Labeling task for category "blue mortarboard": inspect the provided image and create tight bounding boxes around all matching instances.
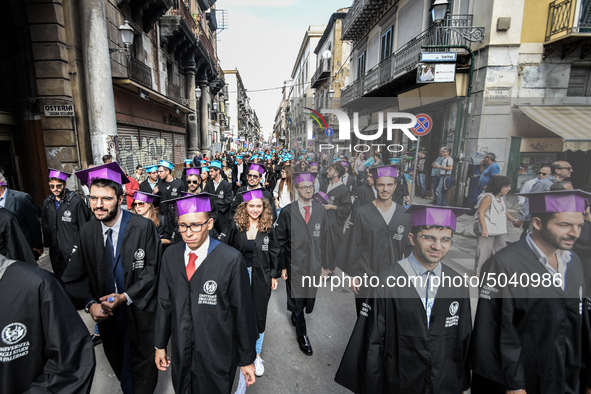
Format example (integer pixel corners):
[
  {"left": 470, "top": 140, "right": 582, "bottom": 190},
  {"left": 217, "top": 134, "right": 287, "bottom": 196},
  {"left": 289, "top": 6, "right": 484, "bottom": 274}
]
[
  {"left": 184, "top": 159, "right": 193, "bottom": 165},
  {"left": 237, "top": 156, "right": 243, "bottom": 159},
  {"left": 145, "top": 165, "right": 158, "bottom": 173},
  {"left": 210, "top": 161, "right": 222, "bottom": 169},
  {"left": 159, "top": 160, "right": 175, "bottom": 170},
  {"left": 202, "top": 167, "right": 210, "bottom": 172}
]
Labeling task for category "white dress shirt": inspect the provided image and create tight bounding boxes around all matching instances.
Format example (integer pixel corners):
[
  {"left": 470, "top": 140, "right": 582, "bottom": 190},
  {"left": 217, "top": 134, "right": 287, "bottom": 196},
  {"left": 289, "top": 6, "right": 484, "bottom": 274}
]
[
  {"left": 526, "top": 234, "right": 570, "bottom": 290},
  {"left": 184, "top": 236, "right": 210, "bottom": 271},
  {"left": 100, "top": 210, "right": 132, "bottom": 304},
  {"left": 213, "top": 177, "right": 222, "bottom": 191}
]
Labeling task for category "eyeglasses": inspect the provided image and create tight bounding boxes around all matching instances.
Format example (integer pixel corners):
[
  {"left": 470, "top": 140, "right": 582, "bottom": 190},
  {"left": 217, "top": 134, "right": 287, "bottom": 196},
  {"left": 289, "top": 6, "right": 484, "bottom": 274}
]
[
  {"left": 247, "top": 174, "right": 260, "bottom": 179},
  {"left": 49, "top": 184, "right": 64, "bottom": 189},
  {"left": 187, "top": 180, "right": 199, "bottom": 184},
  {"left": 557, "top": 167, "right": 573, "bottom": 170},
  {"left": 134, "top": 201, "right": 146, "bottom": 207},
  {"left": 419, "top": 235, "right": 453, "bottom": 246},
  {"left": 538, "top": 171, "right": 548, "bottom": 176},
  {"left": 177, "top": 219, "right": 211, "bottom": 233},
  {"left": 297, "top": 185, "right": 314, "bottom": 191}
]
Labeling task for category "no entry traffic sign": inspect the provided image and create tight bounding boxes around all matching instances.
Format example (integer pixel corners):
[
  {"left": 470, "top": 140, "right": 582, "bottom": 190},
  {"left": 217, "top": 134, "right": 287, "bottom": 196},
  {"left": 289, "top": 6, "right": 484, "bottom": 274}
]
[
  {"left": 411, "top": 114, "right": 433, "bottom": 137},
  {"left": 308, "top": 140, "right": 314, "bottom": 147}
]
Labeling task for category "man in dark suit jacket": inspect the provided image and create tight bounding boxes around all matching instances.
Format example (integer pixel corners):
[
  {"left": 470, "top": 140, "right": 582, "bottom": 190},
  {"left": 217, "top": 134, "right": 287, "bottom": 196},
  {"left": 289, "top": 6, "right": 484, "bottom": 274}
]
[
  {"left": 0, "top": 173, "right": 43, "bottom": 258},
  {"left": 232, "top": 156, "right": 248, "bottom": 193}
]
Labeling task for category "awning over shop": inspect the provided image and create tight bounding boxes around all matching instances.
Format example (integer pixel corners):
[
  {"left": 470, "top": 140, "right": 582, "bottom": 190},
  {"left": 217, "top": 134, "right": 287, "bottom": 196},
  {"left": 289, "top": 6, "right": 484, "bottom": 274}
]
[
  {"left": 518, "top": 105, "right": 591, "bottom": 151},
  {"left": 112, "top": 78, "right": 194, "bottom": 114}
]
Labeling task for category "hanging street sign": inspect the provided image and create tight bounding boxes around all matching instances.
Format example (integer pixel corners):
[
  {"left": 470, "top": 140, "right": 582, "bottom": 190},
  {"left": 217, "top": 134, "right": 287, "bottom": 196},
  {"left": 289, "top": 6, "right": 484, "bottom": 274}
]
[{"left": 420, "top": 52, "right": 457, "bottom": 62}]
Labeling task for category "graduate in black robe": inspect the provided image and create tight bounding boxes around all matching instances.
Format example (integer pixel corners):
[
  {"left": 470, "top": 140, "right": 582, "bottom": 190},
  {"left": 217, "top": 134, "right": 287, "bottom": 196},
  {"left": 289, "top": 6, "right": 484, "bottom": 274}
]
[
  {"left": 219, "top": 188, "right": 280, "bottom": 379},
  {"left": 319, "top": 162, "right": 352, "bottom": 271},
  {"left": 155, "top": 193, "right": 258, "bottom": 393},
  {"left": 204, "top": 161, "right": 234, "bottom": 234},
  {"left": 139, "top": 165, "right": 161, "bottom": 208},
  {"left": 62, "top": 163, "right": 161, "bottom": 394},
  {"left": 231, "top": 163, "right": 277, "bottom": 222},
  {"left": 393, "top": 171, "right": 410, "bottom": 206},
  {"left": 335, "top": 205, "right": 472, "bottom": 394},
  {"left": 334, "top": 165, "right": 413, "bottom": 315},
  {"left": 471, "top": 190, "right": 591, "bottom": 394},
  {"left": 0, "top": 254, "right": 96, "bottom": 393},
  {"left": 0, "top": 207, "right": 36, "bottom": 265},
  {"left": 157, "top": 160, "right": 187, "bottom": 223},
  {"left": 42, "top": 169, "right": 91, "bottom": 279},
  {"left": 275, "top": 172, "right": 330, "bottom": 356}
]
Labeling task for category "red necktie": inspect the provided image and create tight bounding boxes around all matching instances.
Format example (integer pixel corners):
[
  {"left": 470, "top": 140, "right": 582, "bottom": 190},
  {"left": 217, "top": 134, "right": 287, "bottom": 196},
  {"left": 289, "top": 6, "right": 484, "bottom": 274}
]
[
  {"left": 186, "top": 252, "right": 197, "bottom": 281},
  {"left": 304, "top": 206, "right": 311, "bottom": 224}
]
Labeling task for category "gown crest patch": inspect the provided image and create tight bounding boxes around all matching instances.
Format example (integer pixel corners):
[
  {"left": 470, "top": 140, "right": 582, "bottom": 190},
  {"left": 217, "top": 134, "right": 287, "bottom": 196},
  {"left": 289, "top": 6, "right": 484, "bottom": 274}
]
[{"left": 2, "top": 323, "right": 27, "bottom": 345}]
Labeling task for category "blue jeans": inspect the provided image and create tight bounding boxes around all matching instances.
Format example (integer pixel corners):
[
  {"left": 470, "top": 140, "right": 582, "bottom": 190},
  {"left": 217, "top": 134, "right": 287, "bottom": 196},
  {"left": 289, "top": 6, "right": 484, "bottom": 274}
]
[
  {"left": 436, "top": 175, "right": 448, "bottom": 206},
  {"left": 247, "top": 267, "right": 265, "bottom": 355},
  {"left": 417, "top": 173, "right": 426, "bottom": 195}
]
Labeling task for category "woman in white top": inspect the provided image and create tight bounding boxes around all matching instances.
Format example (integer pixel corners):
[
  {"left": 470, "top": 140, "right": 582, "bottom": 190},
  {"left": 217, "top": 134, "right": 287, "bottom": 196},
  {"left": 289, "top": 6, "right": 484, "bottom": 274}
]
[
  {"left": 473, "top": 175, "right": 518, "bottom": 276},
  {"left": 273, "top": 165, "right": 293, "bottom": 216}
]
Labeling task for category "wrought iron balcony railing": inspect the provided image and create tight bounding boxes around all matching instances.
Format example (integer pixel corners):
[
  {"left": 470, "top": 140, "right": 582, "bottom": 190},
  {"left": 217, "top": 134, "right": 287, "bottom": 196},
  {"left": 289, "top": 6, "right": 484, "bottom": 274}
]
[
  {"left": 545, "top": 0, "right": 591, "bottom": 42},
  {"left": 342, "top": 0, "right": 388, "bottom": 42},
  {"left": 311, "top": 58, "right": 332, "bottom": 88},
  {"left": 129, "top": 57, "right": 152, "bottom": 88},
  {"left": 341, "top": 15, "right": 483, "bottom": 106}
]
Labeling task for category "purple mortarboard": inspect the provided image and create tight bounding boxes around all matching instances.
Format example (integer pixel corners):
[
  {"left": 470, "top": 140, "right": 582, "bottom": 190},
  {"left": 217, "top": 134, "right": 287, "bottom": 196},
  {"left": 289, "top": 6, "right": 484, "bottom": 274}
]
[
  {"left": 162, "top": 193, "right": 213, "bottom": 216},
  {"left": 240, "top": 188, "right": 265, "bottom": 202},
  {"left": 407, "top": 204, "right": 470, "bottom": 231},
  {"left": 340, "top": 161, "right": 349, "bottom": 167},
  {"left": 312, "top": 191, "right": 329, "bottom": 205},
  {"left": 74, "top": 162, "right": 130, "bottom": 186},
  {"left": 518, "top": 189, "right": 591, "bottom": 214},
  {"left": 133, "top": 191, "right": 159, "bottom": 204},
  {"left": 368, "top": 165, "right": 398, "bottom": 180},
  {"left": 185, "top": 167, "right": 200, "bottom": 176},
  {"left": 309, "top": 162, "right": 319, "bottom": 167},
  {"left": 249, "top": 163, "right": 265, "bottom": 175},
  {"left": 0, "top": 182, "right": 6, "bottom": 186},
  {"left": 47, "top": 168, "right": 71, "bottom": 182},
  {"left": 293, "top": 172, "right": 315, "bottom": 184}
]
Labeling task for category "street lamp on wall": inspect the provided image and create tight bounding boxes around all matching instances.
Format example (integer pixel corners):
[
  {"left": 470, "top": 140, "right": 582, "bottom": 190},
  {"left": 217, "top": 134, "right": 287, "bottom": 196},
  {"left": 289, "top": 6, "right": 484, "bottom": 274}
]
[
  {"left": 195, "top": 88, "right": 202, "bottom": 99},
  {"left": 430, "top": 0, "right": 450, "bottom": 24},
  {"left": 110, "top": 20, "right": 135, "bottom": 53}
]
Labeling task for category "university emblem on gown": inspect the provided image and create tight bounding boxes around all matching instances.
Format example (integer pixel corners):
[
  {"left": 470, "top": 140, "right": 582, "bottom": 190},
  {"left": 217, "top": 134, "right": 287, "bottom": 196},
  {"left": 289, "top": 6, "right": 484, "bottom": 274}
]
[
  {"left": 64, "top": 210, "right": 71, "bottom": 217},
  {"left": 2, "top": 323, "right": 27, "bottom": 345},
  {"left": 204, "top": 280, "right": 218, "bottom": 295},
  {"left": 134, "top": 249, "right": 145, "bottom": 260},
  {"left": 449, "top": 301, "right": 459, "bottom": 316}
]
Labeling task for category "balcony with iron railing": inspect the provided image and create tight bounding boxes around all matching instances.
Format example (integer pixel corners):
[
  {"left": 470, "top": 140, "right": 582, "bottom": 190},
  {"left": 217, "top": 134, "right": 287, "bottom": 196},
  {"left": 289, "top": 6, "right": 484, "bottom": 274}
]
[
  {"left": 342, "top": 0, "right": 388, "bottom": 42},
  {"left": 311, "top": 58, "right": 332, "bottom": 88},
  {"left": 545, "top": 0, "right": 591, "bottom": 42},
  {"left": 341, "top": 15, "right": 482, "bottom": 106},
  {"left": 129, "top": 57, "right": 153, "bottom": 88}
]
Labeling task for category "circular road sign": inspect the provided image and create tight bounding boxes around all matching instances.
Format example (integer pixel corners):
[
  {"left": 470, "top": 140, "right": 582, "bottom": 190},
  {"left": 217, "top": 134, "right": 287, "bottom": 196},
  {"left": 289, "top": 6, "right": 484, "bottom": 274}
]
[
  {"left": 411, "top": 114, "right": 433, "bottom": 137},
  {"left": 307, "top": 140, "right": 314, "bottom": 147}
]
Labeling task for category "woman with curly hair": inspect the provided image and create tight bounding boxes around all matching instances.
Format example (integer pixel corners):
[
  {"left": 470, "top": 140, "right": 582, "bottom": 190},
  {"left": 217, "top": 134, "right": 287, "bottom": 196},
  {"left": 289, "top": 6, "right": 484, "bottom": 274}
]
[
  {"left": 473, "top": 175, "right": 518, "bottom": 275},
  {"left": 131, "top": 191, "right": 174, "bottom": 249},
  {"left": 219, "top": 188, "right": 280, "bottom": 383}
]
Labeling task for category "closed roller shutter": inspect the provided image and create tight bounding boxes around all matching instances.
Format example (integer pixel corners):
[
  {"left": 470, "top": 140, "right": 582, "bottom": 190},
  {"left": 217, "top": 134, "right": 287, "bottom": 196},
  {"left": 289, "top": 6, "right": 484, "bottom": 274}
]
[
  {"left": 116, "top": 126, "right": 140, "bottom": 176},
  {"left": 173, "top": 133, "right": 186, "bottom": 178},
  {"left": 140, "top": 129, "right": 173, "bottom": 169}
]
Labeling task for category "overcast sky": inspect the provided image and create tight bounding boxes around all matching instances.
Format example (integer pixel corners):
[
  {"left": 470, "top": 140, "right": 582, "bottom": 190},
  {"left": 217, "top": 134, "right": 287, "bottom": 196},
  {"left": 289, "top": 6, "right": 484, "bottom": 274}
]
[{"left": 217, "top": 0, "right": 350, "bottom": 139}]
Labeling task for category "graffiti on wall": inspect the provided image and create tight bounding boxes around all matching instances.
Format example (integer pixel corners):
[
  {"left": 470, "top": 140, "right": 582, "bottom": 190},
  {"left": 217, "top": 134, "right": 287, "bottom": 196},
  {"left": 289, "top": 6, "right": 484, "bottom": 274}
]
[{"left": 107, "top": 135, "right": 173, "bottom": 176}]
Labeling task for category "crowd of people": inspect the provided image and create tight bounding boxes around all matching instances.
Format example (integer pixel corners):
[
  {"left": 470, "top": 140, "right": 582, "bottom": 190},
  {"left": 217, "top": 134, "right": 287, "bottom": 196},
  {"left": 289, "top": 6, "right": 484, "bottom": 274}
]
[{"left": 0, "top": 146, "right": 590, "bottom": 394}]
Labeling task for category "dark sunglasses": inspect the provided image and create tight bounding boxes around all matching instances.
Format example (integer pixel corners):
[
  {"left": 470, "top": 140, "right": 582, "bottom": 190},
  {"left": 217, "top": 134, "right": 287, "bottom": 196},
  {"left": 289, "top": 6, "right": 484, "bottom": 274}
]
[
  {"left": 49, "top": 184, "right": 64, "bottom": 189},
  {"left": 537, "top": 172, "right": 548, "bottom": 176},
  {"left": 187, "top": 180, "right": 199, "bottom": 184}
]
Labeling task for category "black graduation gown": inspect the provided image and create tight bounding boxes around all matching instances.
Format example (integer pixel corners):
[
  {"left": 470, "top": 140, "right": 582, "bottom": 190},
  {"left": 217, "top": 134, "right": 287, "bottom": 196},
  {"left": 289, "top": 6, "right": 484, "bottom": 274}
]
[
  {"left": 159, "top": 178, "right": 187, "bottom": 222},
  {"left": 204, "top": 179, "right": 234, "bottom": 234},
  {"left": 232, "top": 163, "right": 248, "bottom": 192},
  {"left": 231, "top": 185, "right": 277, "bottom": 222},
  {"left": 219, "top": 223, "right": 280, "bottom": 333},
  {"left": 320, "top": 182, "right": 352, "bottom": 270},
  {"left": 335, "top": 261, "right": 472, "bottom": 394},
  {"left": 572, "top": 220, "right": 591, "bottom": 290},
  {"left": 41, "top": 190, "right": 91, "bottom": 279},
  {"left": 275, "top": 201, "right": 330, "bottom": 313},
  {"left": 470, "top": 239, "right": 591, "bottom": 394},
  {"left": 0, "top": 256, "right": 96, "bottom": 394},
  {"left": 335, "top": 202, "right": 412, "bottom": 297},
  {"left": 154, "top": 239, "right": 258, "bottom": 394},
  {"left": 353, "top": 184, "right": 376, "bottom": 211},
  {"left": 62, "top": 210, "right": 161, "bottom": 393},
  {"left": 0, "top": 207, "right": 36, "bottom": 266},
  {"left": 139, "top": 179, "right": 160, "bottom": 208},
  {"left": 341, "top": 173, "right": 357, "bottom": 196}
]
